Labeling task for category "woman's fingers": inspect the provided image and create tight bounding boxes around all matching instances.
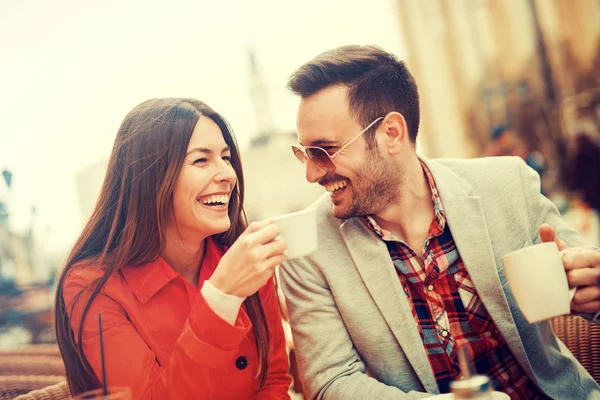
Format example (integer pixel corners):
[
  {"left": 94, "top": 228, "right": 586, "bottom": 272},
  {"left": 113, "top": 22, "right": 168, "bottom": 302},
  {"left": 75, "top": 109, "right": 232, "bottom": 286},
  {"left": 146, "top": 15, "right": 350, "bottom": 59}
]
[
  {"left": 263, "top": 253, "right": 287, "bottom": 271},
  {"left": 218, "top": 220, "right": 287, "bottom": 297},
  {"left": 247, "top": 223, "right": 281, "bottom": 246},
  {"left": 245, "top": 219, "right": 273, "bottom": 235},
  {"left": 262, "top": 238, "right": 287, "bottom": 259}
]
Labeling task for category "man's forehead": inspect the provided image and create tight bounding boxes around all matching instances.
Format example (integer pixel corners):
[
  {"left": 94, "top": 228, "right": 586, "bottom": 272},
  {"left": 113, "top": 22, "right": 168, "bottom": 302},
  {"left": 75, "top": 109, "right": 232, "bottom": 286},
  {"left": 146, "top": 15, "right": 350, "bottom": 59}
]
[
  {"left": 298, "top": 85, "right": 349, "bottom": 115},
  {"left": 298, "top": 98, "right": 352, "bottom": 128},
  {"left": 296, "top": 113, "right": 357, "bottom": 147},
  {"left": 295, "top": 86, "right": 358, "bottom": 145},
  {"left": 297, "top": 105, "right": 346, "bottom": 128}
]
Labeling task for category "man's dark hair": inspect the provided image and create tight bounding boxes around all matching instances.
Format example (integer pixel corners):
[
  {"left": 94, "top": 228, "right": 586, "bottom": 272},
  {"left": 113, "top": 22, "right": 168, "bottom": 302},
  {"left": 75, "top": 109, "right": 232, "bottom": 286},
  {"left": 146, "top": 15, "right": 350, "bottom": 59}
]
[{"left": 287, "top": 45, "right": 420, "bottom": 145}]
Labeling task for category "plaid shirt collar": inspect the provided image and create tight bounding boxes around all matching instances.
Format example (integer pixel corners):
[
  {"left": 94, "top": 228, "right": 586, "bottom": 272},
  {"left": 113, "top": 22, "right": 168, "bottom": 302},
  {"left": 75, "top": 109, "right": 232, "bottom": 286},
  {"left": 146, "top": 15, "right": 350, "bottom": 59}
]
[{"left": 367, "top": 161, "right": 446, "bottom": 241}]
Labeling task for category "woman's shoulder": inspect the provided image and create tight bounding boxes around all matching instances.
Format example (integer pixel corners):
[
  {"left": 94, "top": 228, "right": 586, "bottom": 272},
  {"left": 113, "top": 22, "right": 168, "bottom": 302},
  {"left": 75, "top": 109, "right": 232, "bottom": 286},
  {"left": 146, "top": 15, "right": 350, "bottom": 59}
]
[
  {"left": 64, "top": 258, "right": 113, "bottom": 282},
  {"left": 61, "top": 259, "right": 126, "bottom": 301},
  {"left": 63, "top": 260, "right": 103, "bottom": 285}
]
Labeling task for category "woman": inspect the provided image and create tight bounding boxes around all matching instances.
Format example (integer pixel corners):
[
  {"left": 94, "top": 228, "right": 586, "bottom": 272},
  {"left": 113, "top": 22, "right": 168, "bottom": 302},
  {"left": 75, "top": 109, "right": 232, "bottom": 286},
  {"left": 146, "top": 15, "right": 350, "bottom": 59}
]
[{"left": 54, "top": 98, "right": 291, "bottom": 399}]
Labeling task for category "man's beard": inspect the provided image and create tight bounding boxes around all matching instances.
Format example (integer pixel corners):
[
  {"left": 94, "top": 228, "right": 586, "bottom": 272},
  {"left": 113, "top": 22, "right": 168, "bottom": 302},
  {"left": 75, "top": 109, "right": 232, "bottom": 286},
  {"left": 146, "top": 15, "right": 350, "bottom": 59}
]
[{"left": 332, "top": 148, "right": 403, "bottom": 219}]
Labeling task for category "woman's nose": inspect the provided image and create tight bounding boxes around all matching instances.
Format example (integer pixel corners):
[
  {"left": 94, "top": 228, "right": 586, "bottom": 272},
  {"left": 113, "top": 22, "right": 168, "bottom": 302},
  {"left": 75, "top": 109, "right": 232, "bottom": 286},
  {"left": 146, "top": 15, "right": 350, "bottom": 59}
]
[{"left": 215, "top": 160, "right": 237, "bottom": 184}]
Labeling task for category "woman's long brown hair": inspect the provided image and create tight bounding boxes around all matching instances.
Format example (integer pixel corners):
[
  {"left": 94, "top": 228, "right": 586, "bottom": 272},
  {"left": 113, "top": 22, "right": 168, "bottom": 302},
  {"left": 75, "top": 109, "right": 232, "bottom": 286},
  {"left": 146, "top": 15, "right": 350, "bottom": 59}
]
[{"left": 54, "top": 98, "right": 270, "bottom": 395}]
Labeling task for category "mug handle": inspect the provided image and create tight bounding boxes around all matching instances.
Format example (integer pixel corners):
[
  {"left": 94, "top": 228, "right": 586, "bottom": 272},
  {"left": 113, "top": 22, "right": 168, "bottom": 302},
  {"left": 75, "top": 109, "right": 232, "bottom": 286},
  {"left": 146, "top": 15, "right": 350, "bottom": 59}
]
[{"left": 568, "top": 287, "right": 576, "bottom": 302}]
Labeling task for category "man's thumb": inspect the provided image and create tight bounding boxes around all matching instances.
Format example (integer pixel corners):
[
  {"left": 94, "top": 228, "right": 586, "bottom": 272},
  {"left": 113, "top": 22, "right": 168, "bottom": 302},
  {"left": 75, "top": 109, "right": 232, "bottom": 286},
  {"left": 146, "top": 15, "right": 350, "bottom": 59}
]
[{"left": 539, "top": 223, "right": 568, "bottom": 251}]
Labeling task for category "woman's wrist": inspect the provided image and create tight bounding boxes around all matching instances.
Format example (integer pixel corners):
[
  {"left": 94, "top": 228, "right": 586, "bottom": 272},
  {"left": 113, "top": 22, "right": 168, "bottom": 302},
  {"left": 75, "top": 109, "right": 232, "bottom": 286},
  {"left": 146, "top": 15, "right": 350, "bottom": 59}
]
[
  {"left": 208, "top": 275, "right": 233, "bottom": 295},
  {"left": 201, "top": 280, "right": 246, "bottom": 325}
]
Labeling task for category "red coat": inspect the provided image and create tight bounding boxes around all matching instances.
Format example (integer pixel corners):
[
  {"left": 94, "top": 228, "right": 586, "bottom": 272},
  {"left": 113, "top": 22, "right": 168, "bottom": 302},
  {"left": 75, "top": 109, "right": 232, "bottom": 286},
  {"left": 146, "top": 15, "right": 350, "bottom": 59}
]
[{"left": 64, "top": 238, "right": 291, "bottom": 399}]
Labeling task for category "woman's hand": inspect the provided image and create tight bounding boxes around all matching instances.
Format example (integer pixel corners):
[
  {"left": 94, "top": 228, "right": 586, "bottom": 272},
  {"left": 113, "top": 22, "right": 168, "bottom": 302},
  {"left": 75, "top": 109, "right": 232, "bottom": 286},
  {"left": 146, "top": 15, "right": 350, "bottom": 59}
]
[{"left": 209, "top": 220, "right": 287, "bottom": 298}]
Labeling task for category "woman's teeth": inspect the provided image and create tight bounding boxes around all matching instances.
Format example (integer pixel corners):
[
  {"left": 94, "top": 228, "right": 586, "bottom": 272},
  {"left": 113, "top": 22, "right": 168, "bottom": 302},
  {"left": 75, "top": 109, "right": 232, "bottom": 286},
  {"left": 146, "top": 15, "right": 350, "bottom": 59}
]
[
  {"left": 324, "top": 180, "right": 348, "bottom": 193},
  {"left": 201, "top": 194, "right": 228, "bottom": 206}
]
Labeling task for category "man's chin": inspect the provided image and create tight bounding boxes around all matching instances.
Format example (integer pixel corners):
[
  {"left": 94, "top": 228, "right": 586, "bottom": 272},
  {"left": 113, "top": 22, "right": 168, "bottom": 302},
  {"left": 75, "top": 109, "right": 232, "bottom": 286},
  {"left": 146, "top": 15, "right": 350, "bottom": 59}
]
[
  {"left": 330, "top": 202, "right": 354, "bottom": 220},
  {"left": 330, "top": 198, "right": 375, "bottom": 220},
  {"left": 329, "top": 187, "right": 362, "bottom": 219}
]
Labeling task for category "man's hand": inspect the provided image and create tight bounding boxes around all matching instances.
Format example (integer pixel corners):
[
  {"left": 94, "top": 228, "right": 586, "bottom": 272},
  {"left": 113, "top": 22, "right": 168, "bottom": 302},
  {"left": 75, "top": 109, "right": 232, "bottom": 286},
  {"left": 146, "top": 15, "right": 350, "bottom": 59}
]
[{"left": 539, "top": 224, "right": 600, "bottom": 313}]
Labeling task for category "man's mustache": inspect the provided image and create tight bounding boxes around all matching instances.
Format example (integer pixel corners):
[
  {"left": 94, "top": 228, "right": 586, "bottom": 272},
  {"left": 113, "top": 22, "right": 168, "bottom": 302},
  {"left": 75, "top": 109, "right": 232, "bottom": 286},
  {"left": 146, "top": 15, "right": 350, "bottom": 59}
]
[{"left": 318, "top": 173, "right": 347, "bottom": 186}]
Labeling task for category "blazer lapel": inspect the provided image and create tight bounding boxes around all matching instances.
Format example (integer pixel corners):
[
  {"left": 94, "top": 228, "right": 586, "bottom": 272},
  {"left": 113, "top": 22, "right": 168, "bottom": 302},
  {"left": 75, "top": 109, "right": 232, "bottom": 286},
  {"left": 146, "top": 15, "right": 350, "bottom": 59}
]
[
  {"left": 340, "top": 218, "right": 439, "bottom": 393},
  {"left": 425, "top": 159, "right": 537, "bottom": 381}
]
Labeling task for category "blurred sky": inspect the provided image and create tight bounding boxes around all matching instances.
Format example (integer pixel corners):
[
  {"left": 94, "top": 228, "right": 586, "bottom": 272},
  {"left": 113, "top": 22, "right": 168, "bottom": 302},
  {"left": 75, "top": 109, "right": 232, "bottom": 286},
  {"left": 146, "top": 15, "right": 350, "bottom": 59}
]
[{"left": 0, "top": 0, "right": 406, "bottom": 254}]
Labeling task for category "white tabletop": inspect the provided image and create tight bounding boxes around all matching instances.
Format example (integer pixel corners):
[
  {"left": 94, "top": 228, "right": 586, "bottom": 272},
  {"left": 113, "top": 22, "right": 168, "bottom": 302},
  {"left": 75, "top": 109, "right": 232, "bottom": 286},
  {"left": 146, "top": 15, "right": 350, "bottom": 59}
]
[{"left": 424, "top": 392, "right": 510, "bottom": 399}]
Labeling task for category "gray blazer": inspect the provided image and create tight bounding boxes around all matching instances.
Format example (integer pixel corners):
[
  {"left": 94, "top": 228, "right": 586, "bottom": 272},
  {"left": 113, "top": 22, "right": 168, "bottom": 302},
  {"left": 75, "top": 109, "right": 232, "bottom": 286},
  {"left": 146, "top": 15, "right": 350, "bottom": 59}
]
[{"left": 279, "top": 157, "right": 600, "bottom": 400}]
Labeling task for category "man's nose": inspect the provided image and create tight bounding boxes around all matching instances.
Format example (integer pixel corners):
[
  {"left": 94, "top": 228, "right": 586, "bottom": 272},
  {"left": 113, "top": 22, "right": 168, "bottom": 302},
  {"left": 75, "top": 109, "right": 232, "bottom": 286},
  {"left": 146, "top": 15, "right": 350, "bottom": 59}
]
[{"left": 305, "top": 159, "right": 327, "bottom": 183}]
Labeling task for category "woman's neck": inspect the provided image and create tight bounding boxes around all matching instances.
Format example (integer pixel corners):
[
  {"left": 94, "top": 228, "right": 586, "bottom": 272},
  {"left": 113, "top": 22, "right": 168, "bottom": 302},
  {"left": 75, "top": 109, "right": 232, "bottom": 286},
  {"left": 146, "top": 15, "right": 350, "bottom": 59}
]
[{"left": 161, "top": 226, "right": 207, "bottom": 288}]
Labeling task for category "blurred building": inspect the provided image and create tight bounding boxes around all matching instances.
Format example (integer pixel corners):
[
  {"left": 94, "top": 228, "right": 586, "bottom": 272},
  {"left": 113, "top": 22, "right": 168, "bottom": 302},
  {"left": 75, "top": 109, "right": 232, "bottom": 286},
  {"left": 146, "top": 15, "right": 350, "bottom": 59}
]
[
  {"left": 0, "top": 169, "right": 56, "bottom": 347},
  {"left": 241, "top": 49, "right": 323, "bottom": 221},
  {"left": 0, "top": 169, "right": 10, "bottom": 223},
  {"left": 395, "top": 0, "right": 600, "bottom": 164},
  {"left": 75, "top": 159, "right": 108, "bottom": 224},
  {"left": 0, "top": 226, "right": 34, "bottom": 285},
  {"left": 0, "top": 170, "right": 36, "bottom": 285}
]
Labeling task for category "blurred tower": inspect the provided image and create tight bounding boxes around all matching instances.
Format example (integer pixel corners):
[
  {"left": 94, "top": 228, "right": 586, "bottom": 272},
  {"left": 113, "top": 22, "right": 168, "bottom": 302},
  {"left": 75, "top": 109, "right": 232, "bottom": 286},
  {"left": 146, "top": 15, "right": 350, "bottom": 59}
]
[
  {"left": 241, "top": 49, "right": 323, "bottom": 221},
  {"left": 248, "top": 48, "right": 276, "bottom": 137},
  {"left": 75, "top": 159, "right": 108, "bottom": 224}
]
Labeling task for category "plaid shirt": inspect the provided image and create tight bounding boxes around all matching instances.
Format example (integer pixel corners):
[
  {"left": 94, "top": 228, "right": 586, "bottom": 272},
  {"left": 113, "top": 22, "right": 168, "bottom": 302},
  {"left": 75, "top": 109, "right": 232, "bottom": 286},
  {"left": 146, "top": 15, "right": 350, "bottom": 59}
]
[{"left": 366, "top": 163, "right": 546, "bottom": 399}]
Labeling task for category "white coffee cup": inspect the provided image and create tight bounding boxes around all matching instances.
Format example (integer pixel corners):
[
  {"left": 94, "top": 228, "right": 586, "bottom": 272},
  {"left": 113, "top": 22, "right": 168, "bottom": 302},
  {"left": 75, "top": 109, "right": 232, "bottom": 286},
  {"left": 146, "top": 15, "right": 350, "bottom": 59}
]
[
  {"left": 501, "top": 242, "right": 576, "bottom": 323},
  {"left": 271, "top": 208, "right": 317, "bottom": 259}
]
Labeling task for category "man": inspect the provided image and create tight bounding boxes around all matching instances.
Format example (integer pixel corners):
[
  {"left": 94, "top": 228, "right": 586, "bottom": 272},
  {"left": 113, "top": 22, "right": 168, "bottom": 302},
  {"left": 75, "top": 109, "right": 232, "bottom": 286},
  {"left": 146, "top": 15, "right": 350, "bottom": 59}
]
[{"left": 279, "top": 45, "right": 600, "bottom": 399}]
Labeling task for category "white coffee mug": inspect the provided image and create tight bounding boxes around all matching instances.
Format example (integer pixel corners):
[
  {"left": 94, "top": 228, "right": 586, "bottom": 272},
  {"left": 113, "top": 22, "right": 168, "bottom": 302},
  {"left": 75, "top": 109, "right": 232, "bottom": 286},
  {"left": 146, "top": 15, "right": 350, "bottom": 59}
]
[
  {"left": 271, "top": 208, "right": 317, "bottom": 259},
  {"left": 501, "top": 242, "right": 575, "bottom": 323}
]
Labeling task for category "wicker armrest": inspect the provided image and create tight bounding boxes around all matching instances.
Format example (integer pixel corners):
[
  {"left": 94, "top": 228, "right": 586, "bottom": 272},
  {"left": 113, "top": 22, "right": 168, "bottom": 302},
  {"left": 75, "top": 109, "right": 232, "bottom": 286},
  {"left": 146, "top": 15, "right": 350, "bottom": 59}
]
[
  {"left": 551, "top": 314, "right": 600, "bottom": 383},
  {"left": 0, "top": 376, "right": 67, "bottom": 400},
  {"left": 13, "top": 380, "right": 71, "bottom": 400}
]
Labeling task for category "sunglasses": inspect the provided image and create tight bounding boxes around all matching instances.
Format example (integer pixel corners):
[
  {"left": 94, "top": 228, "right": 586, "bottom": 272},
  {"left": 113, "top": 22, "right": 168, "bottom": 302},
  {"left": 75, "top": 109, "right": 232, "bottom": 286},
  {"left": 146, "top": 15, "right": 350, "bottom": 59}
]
[{"left": 291, "top": 117, "right": 384, "bottom": 172}]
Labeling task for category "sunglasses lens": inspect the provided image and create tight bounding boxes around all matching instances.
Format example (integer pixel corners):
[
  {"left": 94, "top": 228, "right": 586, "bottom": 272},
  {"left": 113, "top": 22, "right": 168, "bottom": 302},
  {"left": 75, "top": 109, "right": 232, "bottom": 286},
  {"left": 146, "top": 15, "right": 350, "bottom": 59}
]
[
  {"left": 292, "top": 146, "right": 308, "bottom": 164},
  {"left": 306, "top": 147, "right": 335, "bottom": 171}
]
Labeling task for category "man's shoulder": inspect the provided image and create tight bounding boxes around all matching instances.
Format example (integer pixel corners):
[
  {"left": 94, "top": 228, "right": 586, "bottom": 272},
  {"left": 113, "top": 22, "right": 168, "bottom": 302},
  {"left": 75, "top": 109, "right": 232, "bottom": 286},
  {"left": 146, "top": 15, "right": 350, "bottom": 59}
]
[
  {"left": 428, "top": 156, "right": 528, "bottom": 187},
  {"left": 430, "top": 155, "right": 524, "bottom": 172}
]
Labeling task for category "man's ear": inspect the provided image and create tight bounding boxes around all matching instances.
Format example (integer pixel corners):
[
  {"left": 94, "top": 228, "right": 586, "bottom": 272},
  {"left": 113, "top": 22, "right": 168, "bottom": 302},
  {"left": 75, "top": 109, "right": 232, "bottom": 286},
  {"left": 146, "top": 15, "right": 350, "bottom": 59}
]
[{"left": 380, "top": 112, "right": 408, "bottom": 155}]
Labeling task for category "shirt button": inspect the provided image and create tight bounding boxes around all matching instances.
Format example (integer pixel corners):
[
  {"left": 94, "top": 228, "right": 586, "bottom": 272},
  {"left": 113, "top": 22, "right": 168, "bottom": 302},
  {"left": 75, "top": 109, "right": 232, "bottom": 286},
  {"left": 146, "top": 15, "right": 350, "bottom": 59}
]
[
  {"left": 235, "top": 356, "right": 248, "bottom": 370},
  {"left": 441, "top": 330, "right": 449, "bottom": 338},
  {"left": 427, "top": 284, "right": 434, "bottom": 291}
]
